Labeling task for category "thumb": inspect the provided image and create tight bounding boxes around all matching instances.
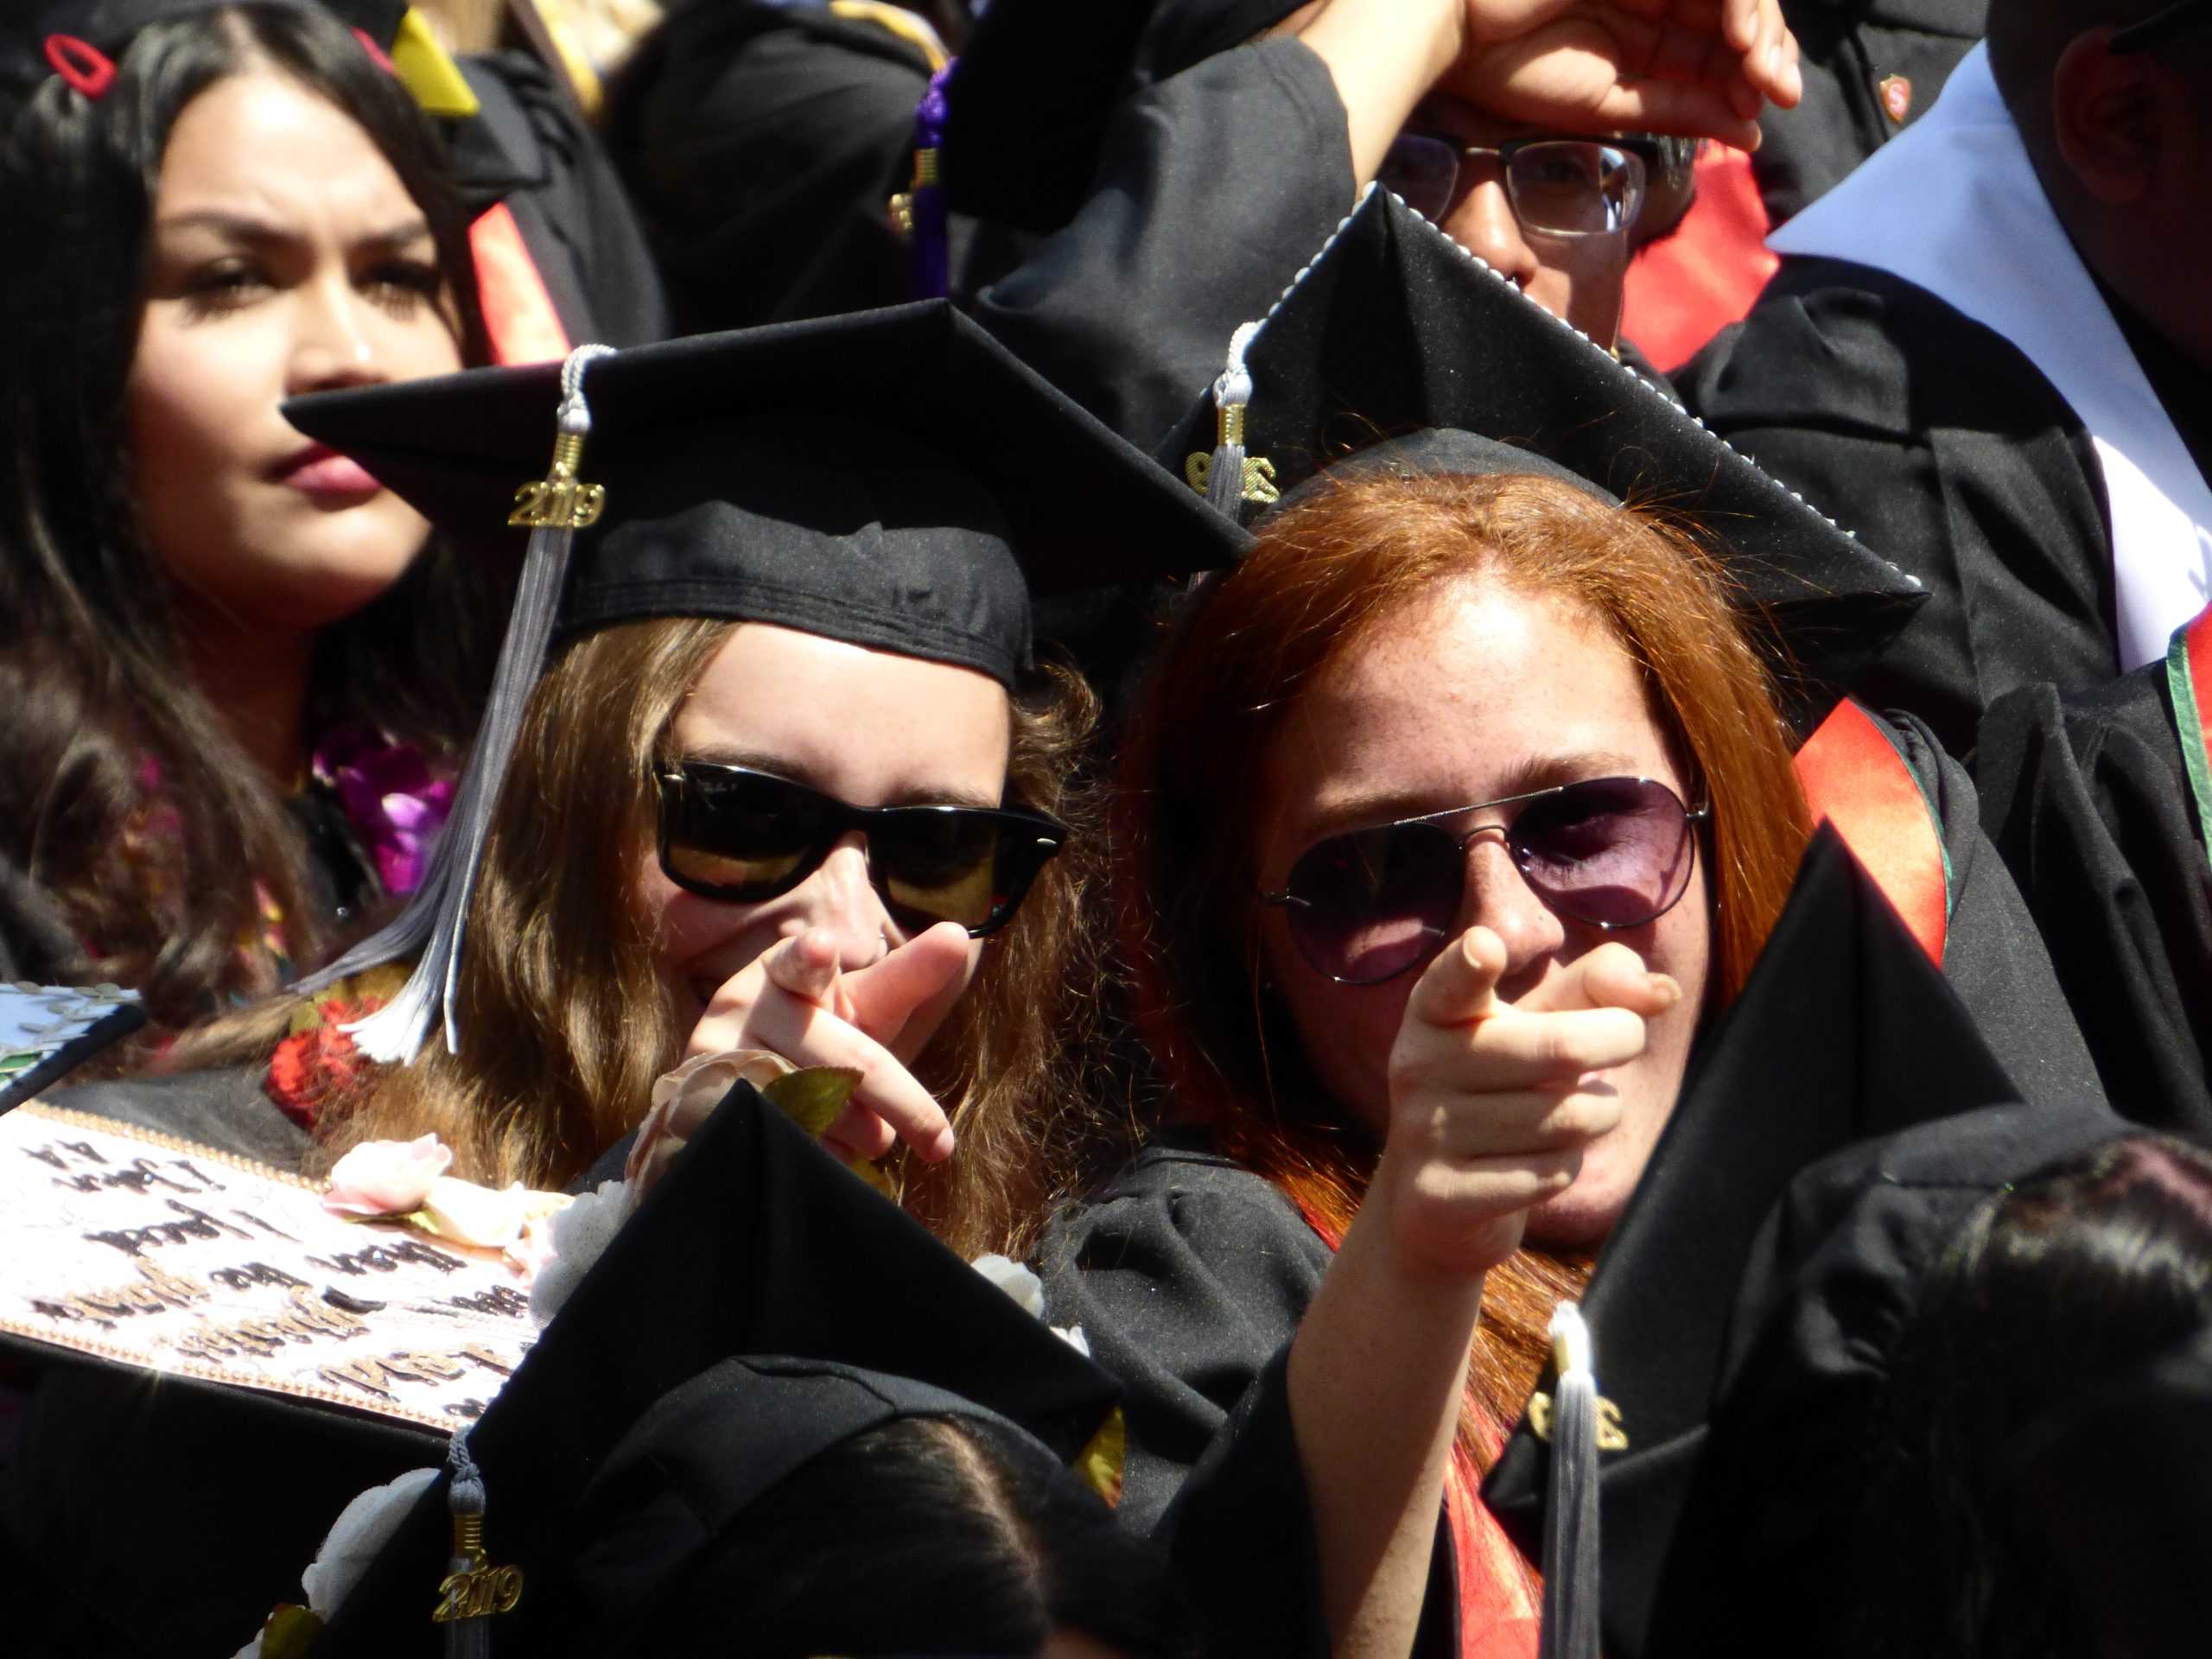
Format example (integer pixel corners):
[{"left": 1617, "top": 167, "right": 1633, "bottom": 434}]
[
  {"left": 1405, "top": 925, "right": 1508, "bottom": 1030},
  {"left": 760, "top": 928, "right": 847, "bottom": 1009},
  {"left": 841, "top": 923, "right": 973, "bottom": 1050},
  {"left": 1544, "top": 939, "right": 1681, "bottom": 1017}
]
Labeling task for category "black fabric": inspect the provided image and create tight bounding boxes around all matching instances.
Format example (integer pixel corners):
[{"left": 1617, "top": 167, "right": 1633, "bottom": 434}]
[
  {"left": 1154, "top": 189, "right": 1928, "bottom": 709},
  {"left": 1682, "top": 256, "right": 2123, "bottom": 758},
  {"left": 25, "top": 0, "right": 404, "bottom": 57},
  {"left": 1974, "top": 662, "right": 2212, "bottom": 1133},
  {"left": 448, "top": 50, "right": 671, "bottom": 350},
  {"left": 1753, "top": 0, "right": 1986, "bottom": 228},
  {"left": 35, "top": 1061, "right": 308, "bottom": 1165},
  {"left": 311, "top": 1078, "right": 1121, "bottom": 1655},
  {"left": 283, "top": 302, "right": 1252, "bottom": 689},
  {"left": 542, "top": 1356, "right": 1078, "bottom": 1654},
  {"left": 966, "top": 36, "right": 1358, "bottom": 451},
  {"left": 601, "top": 2, "right": 929, "bottom": 332},
  {"left": 1039, "top": 1130, "right": 1454, "bottom": 1659},
  {"left": 1481, "top": 825, "right": 2118, "bottom": 1657}
]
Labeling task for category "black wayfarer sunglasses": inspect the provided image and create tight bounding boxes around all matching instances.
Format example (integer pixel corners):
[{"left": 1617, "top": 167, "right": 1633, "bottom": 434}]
[
  {"left": 656, "top": 763, "right": 1067, "bottom": 938},
  {"left": 1257, "top": 776, "right": 1708, "bottom": 986}
]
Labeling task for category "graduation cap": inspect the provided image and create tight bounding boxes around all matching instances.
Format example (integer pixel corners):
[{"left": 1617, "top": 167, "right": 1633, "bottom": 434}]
[
  {"left": 1478, "top": 824, "right": 2123, "bottom": 1657},
  {"left": 306, "top": 1076, "right": 1124, "bottom": 1656},
  {"left": 1156, "top": 187, "right": 1928, "bottom": 696},
  {"left": 282, "top": 300, "right": 1250, "bottom": 1063}
]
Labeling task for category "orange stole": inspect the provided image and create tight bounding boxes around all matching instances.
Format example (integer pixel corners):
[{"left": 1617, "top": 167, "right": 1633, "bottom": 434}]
[
  {"left": 469, "top": 202, "right": 570, "bottom": 366},
  {"left": 1792, "top": 700, "right": 1949, "bottom": 963}
]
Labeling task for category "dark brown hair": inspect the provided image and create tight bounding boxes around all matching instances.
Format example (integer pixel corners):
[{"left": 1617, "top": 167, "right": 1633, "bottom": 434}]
[
  {"left": 1122, "top": 468, "right": 1812, "bottom": 1484},
  {"left": 0, "top": 3, "right": 493, "bottom": 1028}
]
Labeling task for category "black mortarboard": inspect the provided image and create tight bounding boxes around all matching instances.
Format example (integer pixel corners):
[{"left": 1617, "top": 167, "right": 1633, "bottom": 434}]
[
  {"left": 1157, "top": 187, "right": 1928, "bottom": 697},
  {"left": 1479, "top": 825, "right": 2121, "bottom": 1656},
  {"left": 308, "top": 1078, "right": 1123, "bottom": 1656},
  {"left": 284, "top": 300, "right": 1249, "bottom": 1061}
]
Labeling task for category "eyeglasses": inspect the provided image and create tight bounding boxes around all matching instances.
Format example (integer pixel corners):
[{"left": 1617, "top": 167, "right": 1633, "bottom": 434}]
[
  {"left": 1257, "top": 777, "right": 1707, "bottom": 986},
  {"left": 1378, "top": 135, "right": 1648, "bottom": 238},
  {"left": 655, "top": 763, "right": 1067, "bottom": 937}
]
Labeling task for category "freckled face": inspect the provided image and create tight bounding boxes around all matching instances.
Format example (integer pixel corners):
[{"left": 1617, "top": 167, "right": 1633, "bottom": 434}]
[
  {"left": 1252, "top": 578, "right": 1710, "bottom": 1246},
  {"left": 632, "top": 623, "right": 1014, "bottom": 1036},
  {"left": 126, "top": 71, "right": 463, "bottom": 639}
]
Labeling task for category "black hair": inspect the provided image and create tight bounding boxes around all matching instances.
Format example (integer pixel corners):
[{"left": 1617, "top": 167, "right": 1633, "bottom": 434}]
[
  {"left": 628, "top": 1412, "right": 1196, "bottom": 1658},
  {"left": 0, "top": 2, "right": 496, "bottom": 1027},
  {"left": 1857, "top": 1132, "right": 2212, "bottom": 1658}
]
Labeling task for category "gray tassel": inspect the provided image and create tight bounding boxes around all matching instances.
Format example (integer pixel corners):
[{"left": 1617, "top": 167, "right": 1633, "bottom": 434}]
[
  {"left": 1540, "top": 1302, "right": 1602, "bottom": 1659},
  {"left": 1203, "top": 320, "right": 1261, "bottom": 518},
  {"left": 440, "top": 1431, "right": 493, "bottom": 1657},
  {"left": 298, "top": 344, "right": 617, "bottom": 1063}
]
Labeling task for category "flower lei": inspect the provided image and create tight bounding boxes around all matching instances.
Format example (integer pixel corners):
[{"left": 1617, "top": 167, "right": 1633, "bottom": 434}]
[
  {"left": 264, "top": 962, "right": 411, "bottom": 1129},
  {"left": 310, "top": 725, "right": 455, "bottom": 898}
]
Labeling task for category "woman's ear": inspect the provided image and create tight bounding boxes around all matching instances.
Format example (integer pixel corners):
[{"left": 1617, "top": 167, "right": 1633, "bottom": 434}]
[{"left": 2051, "top": 33, "right": 2162, "bottom": 206}]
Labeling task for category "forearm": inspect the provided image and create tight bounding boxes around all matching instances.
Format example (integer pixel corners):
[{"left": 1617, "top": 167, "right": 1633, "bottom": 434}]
[
  {"left": 1287, "top": 1170, "right": 1486, "bottom": 1659},
  {"left": 1288, "top": 0, "right": 1464, "bottom": 188}
]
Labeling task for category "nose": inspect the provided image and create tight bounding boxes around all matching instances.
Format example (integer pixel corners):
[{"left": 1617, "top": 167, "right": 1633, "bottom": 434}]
[
  {"left": 776, "top": 834, "right": 895, "bottom": 970},
  {"left": 1458, "top": 831, "right": 1566, "bottom": 995},
  {"left": 286, "top": 275, "right": 389, "bottom": 397},
  {"left": 1440, "top": 173, "right": 1541, "bottom": 297}
]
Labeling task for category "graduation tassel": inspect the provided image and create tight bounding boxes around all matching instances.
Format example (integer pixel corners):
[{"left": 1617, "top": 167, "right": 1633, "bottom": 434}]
[
  {"left": 298, "top": 343, "right": 617, "bottom": 1063},
  {"left": 1185, "top": 322, "right": 1277, "bottom": 518},
  {"left": 1537, "top": 1302, "right": 1605, "bottom": 1659},
  {"left": 432, "top": 1430, "right": 521, "bottom": 1654}
]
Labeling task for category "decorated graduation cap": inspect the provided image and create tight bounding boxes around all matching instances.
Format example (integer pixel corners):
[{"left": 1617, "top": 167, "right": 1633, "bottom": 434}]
[
  {"left": 1157, "top": 187, "right": 1927, "bottom": 688},
  {"left": 307, "top": 1076, "right": 1125, "bottom": 1656},
  {"left": 23, "top": 0, "right": 479, "bottom": 115},
  {"left": 1479, "top": 825, "right": 2123, "bottom": 1656},
  {"left": 283, "top": 299, "right": 1250, "bottom": 1062}
]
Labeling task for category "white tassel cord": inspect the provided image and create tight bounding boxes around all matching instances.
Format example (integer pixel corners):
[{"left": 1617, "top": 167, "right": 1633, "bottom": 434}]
[
  {"left": 1540, "top": 1302, "right": 1601, "bottom": 1659},
  {"left": 1204, "top": 320, "right": 1261, "bottom": 518},
  {"left": 300, "top": 345, "right": 618, "bottom": 1064}
]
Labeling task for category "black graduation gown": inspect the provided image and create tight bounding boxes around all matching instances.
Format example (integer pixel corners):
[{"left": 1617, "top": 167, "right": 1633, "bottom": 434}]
[
  {"left": 964, "top": 37, "right": 1359, "bottom": 450},
  {"left": 1681, "top": 257, "right": 2122, "bottom": 760},
  {"left": 1752, "top": 0, "right": 1985, "bottom": 228},
  {"left": 1974, "top": 658, "right": 2212, "bottom": 1132},
  {"left": 448, "top": 50, "right": 671, "bottom": 349},
  {"left": 1478, "top": 829, "right": 2120, "bottom": 1658}
]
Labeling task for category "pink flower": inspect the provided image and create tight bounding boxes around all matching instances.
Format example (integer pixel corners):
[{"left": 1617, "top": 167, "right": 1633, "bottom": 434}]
[
  {"left": 323, "top": 1134, "right": 452, "bottom": 1218},
  {"left": 313, "top": 727, "right": 455, "bottom": 897}
]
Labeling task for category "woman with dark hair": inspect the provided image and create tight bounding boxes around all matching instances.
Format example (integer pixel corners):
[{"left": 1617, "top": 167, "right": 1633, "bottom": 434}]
[
  {"left": 0, "top": 2, "right": 496, "bottom": 1030},
  {"left": 1859, "top": 1132, "right": 2212, "bottom": 1659}
]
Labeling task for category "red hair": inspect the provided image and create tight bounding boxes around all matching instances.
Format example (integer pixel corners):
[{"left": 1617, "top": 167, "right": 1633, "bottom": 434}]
[{"left": 1120, "top": 468, "right": 1812, "bottom": 1488}]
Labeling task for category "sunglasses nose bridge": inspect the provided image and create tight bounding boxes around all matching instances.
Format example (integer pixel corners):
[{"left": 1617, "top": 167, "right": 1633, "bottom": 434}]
[{"left": 787, "top": 833, "right": 899, "bottom": 965}]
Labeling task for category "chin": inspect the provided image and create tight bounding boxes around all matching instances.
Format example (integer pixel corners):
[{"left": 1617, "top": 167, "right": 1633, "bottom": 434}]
[{"left": 1521, "top": 1131, "right": 1643, "bottom": 1251}]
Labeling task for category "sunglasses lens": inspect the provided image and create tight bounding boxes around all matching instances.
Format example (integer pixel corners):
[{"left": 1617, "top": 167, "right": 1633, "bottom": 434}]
[
  {"left": 874, "top": 812, "right": 1009, "bottom": 931},
  {"left": 1284, "top": 822, "right": 1464, "bottom": 984},
  {"left": 1512, "top": 778, "right": 1695, "bottom": 927},
  {"left": 662, "top": 771, "right": 825, "bottom": 899}
]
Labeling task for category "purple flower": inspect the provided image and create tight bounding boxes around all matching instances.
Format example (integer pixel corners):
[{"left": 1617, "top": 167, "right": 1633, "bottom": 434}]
[{"left": 313, "top": 727, "right": 456, "bottom": 897}]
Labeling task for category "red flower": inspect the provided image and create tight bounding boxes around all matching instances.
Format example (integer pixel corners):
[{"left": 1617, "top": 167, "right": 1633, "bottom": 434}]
[{"left": 264, "top": 1000, "right": 378, "bottom": 1129}]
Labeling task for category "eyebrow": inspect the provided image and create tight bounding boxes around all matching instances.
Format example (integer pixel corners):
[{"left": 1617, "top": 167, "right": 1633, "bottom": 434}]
[
  {"left": 670, "top": 749, "right": 1003, "bottom": 810},
  {"left": 1287, "top": 748, "right": 1648, "bottom": 848},
  {"left": 151, "top": 210, "right": 435, "bottom": 255}
]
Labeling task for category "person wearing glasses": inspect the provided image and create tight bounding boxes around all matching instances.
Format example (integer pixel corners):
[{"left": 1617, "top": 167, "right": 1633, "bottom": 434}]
[
  {"left": 939, "top": 0, "right": 1803, "bottom": 451},
  {"left": 1041, "top": 188, "right": 2103, "bottom": 1659},
  {"left": 57, "top": 305, "right": 1245, "bottom": 1268},
  {"left": 1682, "top": 0, "right": 2212, "bottom": 760}
]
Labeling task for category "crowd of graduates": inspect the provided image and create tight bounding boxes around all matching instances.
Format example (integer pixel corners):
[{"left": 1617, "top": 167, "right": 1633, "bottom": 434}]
[{"left": 1, "top": 1, "right": 2209, "bottom": 1656}]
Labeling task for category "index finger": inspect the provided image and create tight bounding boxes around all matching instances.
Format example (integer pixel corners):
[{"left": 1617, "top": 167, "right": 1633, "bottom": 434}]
[{"left": 1406, "top": 925, "right": 1508, "bottom": 1029}]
